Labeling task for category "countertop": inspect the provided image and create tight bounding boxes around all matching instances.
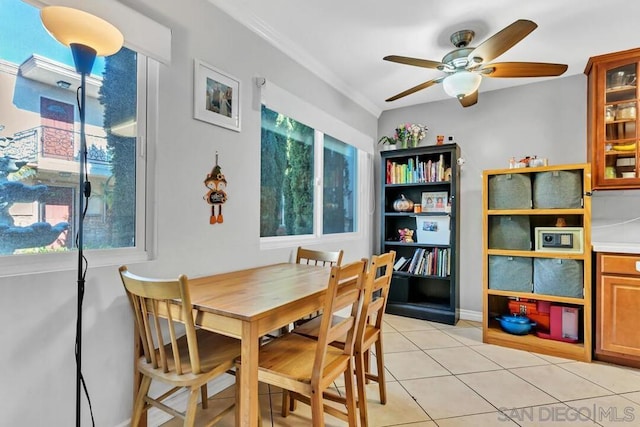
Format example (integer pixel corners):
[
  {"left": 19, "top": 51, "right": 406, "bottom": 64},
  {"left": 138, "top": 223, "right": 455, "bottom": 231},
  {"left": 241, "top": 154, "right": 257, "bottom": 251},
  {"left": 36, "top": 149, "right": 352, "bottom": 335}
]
[
  {"left": 592, "top": 242, "right": 640, "bottom": 254},
  {"left": 591, "top": 218, "right": 640, "bottom": 254}
]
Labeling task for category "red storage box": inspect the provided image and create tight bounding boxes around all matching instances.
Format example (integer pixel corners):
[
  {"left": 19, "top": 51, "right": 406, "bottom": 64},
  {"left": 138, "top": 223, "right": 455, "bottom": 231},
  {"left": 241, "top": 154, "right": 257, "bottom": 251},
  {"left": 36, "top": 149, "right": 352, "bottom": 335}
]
[
  {"left": 536, "top": 305, "right": 581, "bottom": 343},
  {"left": 508, "top": 298, "right": 550, "bottom": 332}
]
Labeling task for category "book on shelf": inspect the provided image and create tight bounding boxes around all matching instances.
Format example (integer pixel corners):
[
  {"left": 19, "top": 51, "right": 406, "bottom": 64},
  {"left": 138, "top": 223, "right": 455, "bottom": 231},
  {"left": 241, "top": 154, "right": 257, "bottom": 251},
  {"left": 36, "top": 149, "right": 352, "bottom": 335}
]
[
  {"left": 403, "top": 247, "right": 450, "bottom": 277},
  {"left": 385, "top": 155, "right": 449, "bottom": 185},
  {"left": 393, "top": 256, "right": 408, "bottom": 271}
]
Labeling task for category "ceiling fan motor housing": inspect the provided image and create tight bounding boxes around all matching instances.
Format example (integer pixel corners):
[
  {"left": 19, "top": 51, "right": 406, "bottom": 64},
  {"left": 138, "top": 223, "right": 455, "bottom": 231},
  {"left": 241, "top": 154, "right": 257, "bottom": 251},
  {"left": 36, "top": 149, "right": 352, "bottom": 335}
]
[{"left": 442, "top": 47, "right": 474, "bottom": 70}]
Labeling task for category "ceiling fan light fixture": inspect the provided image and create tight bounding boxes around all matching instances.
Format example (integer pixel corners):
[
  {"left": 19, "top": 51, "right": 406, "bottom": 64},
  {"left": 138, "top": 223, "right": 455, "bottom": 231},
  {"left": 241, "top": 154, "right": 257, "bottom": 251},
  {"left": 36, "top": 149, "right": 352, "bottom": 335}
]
[{"left": 443, "top": 71, "right": 482, "bottom": 99}]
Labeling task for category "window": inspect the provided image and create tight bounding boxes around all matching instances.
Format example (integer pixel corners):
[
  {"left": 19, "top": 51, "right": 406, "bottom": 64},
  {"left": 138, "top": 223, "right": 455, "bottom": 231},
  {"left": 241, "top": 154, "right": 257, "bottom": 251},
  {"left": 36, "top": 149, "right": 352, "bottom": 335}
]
[
  {"left": 0, "top": 0, "right": 153, "bottom": 274},
  {"left": 323, "top": 135, "right": 357, "bottom": 234},
  {"left": 260, "top": 105, "right": 358, "bottom": 238}
]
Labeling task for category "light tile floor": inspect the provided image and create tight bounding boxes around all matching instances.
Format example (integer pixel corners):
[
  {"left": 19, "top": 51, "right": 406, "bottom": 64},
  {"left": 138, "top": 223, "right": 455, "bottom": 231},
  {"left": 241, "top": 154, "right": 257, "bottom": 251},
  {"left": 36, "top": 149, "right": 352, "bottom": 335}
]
[{"left": 158, "top": 315, "right": 640, "bottom": 426}]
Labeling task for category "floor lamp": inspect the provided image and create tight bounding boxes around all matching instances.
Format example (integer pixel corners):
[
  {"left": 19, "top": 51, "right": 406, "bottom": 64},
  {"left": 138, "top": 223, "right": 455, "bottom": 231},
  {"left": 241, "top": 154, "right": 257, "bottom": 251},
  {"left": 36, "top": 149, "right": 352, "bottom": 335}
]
[{"left": 40, "top": 7, "right": 123, "bottom": 427}]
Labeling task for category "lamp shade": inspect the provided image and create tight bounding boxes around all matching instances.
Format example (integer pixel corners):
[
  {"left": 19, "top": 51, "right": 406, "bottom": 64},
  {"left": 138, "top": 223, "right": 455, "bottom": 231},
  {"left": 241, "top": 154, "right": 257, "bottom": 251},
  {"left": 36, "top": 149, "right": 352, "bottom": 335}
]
[
  {"left": 442, "top": 71, "right": 482, "bottom": 99},
  {"left": 40, "top": 6, "right": 123, "bottom": 57}
]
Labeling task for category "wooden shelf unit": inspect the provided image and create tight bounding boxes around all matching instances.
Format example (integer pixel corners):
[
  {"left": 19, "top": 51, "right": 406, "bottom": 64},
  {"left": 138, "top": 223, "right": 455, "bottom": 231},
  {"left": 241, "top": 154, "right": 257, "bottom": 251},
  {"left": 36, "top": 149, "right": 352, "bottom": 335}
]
[{"left": 482, "top": 163, "right": 592, "bottom": 362}]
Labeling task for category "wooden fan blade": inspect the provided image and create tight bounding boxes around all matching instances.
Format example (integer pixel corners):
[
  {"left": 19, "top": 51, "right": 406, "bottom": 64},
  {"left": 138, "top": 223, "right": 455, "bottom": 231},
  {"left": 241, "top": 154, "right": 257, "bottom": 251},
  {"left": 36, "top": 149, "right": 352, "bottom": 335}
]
[
  {"left": 385, "top": 78, "right": 442, "bottom": 102},
  {"left": 383, "top": 55, "right": 444, "bottom": 69},
  {"left": 468, "top": 19, "right": 537, "bottom": 64},
  {"left": 459, "top": 90, "right": 478, "bottom": 107},
  {"left": 481, "top": 62, "right": 568, "bottom": 78}
]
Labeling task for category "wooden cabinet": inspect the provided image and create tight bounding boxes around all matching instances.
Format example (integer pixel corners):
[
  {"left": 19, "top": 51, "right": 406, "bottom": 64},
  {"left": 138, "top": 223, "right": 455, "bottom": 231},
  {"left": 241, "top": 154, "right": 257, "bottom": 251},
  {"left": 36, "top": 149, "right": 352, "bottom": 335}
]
[
  {"left": 381, "top": 143, "right": 460, "bottom": 325},
  {"left": 482, "top": 163, "right": 592, "bottom": 362},
  {"left": 585, "top": 48, "right": 640, "bottom": 190},
  {"left": 595, "top": 252, "right": 640, "bottom": 368}
]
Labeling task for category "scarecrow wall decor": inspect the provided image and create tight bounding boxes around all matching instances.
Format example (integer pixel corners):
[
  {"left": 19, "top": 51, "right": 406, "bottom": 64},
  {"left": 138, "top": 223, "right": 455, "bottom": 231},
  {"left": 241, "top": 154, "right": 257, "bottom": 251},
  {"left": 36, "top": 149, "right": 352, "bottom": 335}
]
[{"left": 203, "top": 152, "right": 227, "bottom": 224}]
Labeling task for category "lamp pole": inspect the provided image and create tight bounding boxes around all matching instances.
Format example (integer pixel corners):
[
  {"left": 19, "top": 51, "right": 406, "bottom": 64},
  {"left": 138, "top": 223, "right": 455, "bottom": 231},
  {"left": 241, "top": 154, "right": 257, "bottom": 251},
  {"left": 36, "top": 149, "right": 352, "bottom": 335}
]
[
  {"left": 40, "top": 7, "right": 123, "bottom": 426},
  {"left": 71, "top": 42, "right": 97, "bottom": 427}
]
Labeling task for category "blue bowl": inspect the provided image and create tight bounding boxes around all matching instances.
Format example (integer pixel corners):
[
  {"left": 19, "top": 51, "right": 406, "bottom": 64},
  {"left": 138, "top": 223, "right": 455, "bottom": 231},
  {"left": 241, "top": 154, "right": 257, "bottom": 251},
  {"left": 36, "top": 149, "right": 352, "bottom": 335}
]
[{"left": 496, "top": 315, "right": 536, "bottom": 335}]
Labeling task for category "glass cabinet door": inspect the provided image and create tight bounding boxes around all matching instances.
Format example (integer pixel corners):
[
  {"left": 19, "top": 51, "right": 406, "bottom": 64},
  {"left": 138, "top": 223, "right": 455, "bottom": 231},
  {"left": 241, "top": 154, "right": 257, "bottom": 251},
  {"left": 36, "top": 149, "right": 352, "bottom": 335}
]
[{"left": 603, "top": 62, "right": 638, "bottom": 183}]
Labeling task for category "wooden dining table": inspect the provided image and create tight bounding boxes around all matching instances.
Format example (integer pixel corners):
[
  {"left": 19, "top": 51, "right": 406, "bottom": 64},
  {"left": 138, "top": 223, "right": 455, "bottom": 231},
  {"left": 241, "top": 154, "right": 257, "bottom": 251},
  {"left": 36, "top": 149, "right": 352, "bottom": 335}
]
[{"left": 137, "top": 262, "right": 332, "bottom": 427}]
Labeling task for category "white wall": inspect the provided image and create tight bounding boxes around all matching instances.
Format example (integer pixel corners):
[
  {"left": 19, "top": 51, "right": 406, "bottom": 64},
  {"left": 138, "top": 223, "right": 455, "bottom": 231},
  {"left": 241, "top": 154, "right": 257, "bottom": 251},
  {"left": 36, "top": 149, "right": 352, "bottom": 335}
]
[
  {"left": 378, "top": 74, "right": 640, "bottom": 315},
  {"left": 0, "top": 0, "right": 378, "bottom": 425}
]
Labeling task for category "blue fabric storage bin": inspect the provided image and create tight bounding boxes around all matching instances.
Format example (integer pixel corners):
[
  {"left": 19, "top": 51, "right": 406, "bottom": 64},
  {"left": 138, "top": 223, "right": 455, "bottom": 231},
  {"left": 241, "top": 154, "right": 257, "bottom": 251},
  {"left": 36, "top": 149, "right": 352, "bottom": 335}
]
[
  {"left": 488, "top": 173, "right": 532, "bottom": 209},
  {"left": 533, "top": 170, "right": 582, "bottom": 208},
  {"left": 489, "top": 256, "right": 533, "bottom": 292},
  {"left": 489, "top": 216, "right": 531, "bottom": 250},
  {"left": 533, "top": 258, "right": 583, "bottom": 298}
]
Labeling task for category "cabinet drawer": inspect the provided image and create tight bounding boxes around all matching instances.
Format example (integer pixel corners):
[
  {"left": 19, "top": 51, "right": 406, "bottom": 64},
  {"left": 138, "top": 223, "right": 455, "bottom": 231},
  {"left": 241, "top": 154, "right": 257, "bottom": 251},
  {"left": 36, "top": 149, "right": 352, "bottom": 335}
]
[{"left": 601, "top": 254, "right": 640, "bottom": 276}]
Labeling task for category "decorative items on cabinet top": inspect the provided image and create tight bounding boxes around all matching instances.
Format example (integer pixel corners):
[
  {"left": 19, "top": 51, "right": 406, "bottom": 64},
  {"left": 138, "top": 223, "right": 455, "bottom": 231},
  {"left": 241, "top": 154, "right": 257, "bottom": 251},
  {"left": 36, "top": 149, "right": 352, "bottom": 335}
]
[{"left": 379, "top": 123, "right": 428, "bottom": 149}]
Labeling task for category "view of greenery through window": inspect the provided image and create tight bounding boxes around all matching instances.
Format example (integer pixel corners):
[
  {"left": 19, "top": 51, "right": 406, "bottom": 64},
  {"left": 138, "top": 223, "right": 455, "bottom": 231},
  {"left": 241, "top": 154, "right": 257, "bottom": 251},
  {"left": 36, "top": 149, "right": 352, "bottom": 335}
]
[
  {"left": 0, "top": 0, "right": 139, "bottom": 255},
  {"left": 260, "top": 105, "right": 357, "bottom": 238}
]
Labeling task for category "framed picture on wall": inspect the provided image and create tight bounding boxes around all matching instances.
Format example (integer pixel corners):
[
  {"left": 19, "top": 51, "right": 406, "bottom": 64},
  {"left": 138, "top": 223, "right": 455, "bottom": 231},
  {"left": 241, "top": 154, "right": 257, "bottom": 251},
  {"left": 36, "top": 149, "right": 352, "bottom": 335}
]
[{"left": 193, "top": 59, "right": 241, "bottom": 132}]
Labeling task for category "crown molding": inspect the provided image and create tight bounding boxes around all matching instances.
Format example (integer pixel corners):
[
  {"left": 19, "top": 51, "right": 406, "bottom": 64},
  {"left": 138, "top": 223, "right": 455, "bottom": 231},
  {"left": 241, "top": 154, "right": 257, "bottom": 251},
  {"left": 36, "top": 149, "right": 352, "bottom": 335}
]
[{"left": 209, "top": 0, "right": 381, "bottom": 118}]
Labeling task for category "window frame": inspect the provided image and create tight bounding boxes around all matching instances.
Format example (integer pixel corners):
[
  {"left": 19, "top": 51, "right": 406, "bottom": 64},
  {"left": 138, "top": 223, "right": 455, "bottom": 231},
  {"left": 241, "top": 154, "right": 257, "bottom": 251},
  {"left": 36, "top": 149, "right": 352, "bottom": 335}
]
[
  {"left": 0, "top": 56, "right": 157, "bottom": 278},
  {"left": 259, "top": 84, "right": 372, "bottom": 250}
]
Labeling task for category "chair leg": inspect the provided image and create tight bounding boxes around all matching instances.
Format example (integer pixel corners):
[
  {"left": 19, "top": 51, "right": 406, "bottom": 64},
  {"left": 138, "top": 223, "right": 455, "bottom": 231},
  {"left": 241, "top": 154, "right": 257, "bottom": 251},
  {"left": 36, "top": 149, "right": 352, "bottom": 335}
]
[
  {"left": 354, "top": 351, "right": 368, "bottom": 427},
  {"left": 183, "top": 387, "right": 200, "bottom": 426},
  {"left": 310, "top": 387, "right": 325, "bottom": 427},
  {"left": 131, "top": 375, "right": 151, "bottom": 427},
  {"left": 363, "top": 348, "right": 371, "bottom": 384},
  {"left": 201, "top": 383, "right": 208, "bottom": 409},
  {"left": 343, "top": 359, "right": 358, "bottom": 427},
  {"left": 375, "top": 339, "right": 387, "bottom": 404}
]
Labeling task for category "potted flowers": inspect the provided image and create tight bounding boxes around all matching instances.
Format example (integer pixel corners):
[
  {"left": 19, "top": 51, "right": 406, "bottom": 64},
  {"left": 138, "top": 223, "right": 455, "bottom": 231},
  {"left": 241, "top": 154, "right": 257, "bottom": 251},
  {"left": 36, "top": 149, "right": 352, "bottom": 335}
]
[
  {"left": 378, "top": 135, "right": 398, "bottom": 150},
  {"left": 378, "top": 123, "right": 428, "bottom": 149}
]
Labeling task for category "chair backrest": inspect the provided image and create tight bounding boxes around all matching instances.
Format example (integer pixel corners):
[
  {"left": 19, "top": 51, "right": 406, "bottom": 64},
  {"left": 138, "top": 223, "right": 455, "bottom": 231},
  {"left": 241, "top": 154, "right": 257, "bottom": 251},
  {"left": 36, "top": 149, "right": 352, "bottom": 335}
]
[
  {"left": 313, "top": 260, "right": 366, "bottom": 382},
  {"left": 119, "top": 266, "right": 202, "bottom": 375},
  {"left": 296, "top": 246, "right": 344, "bottom": 267},
  {"left": 355, "top": 251, "right": 396, "bottom": 348}
]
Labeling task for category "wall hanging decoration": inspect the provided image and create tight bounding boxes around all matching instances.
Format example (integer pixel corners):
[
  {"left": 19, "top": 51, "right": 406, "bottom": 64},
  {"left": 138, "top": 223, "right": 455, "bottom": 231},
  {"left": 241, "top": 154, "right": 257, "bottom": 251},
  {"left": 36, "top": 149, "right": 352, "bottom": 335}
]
[
  {"left": 204, "top": 152, "right": 227, "bottom": 224},
  {"left": 194, "top": 59, "right": 241, "bottom": 132}
]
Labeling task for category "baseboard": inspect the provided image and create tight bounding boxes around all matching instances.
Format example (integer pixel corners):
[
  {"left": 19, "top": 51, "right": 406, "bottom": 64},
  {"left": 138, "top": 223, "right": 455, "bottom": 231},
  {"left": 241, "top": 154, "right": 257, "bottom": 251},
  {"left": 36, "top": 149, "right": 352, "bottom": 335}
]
[{"left": 459, "top": 308, "right": 482, "bottom": 323}]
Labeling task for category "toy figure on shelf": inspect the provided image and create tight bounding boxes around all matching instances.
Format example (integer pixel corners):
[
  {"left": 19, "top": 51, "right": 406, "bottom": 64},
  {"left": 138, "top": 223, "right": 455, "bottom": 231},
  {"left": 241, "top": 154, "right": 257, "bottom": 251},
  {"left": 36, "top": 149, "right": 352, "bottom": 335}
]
[
  {"left": 398, "top": 228, "right": 414, "bottom": 243},
  {"left": 203, "top": 152, "right": 227, "bottom": 224}
]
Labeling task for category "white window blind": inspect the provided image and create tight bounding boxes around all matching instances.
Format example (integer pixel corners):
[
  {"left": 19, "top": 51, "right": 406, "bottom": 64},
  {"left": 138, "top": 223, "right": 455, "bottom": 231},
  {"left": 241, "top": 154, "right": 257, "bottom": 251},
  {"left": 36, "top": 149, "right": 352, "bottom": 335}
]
[{"left": 25, "top": 0, "right": 172, "bottom": 64}]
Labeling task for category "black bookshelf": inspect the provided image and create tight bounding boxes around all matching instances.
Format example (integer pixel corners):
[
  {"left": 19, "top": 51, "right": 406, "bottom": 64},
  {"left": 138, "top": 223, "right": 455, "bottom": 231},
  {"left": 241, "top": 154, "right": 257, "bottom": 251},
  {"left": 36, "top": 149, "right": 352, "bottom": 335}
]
[{"left": 381, "top": 143, "right": 460, "bottom": 325}]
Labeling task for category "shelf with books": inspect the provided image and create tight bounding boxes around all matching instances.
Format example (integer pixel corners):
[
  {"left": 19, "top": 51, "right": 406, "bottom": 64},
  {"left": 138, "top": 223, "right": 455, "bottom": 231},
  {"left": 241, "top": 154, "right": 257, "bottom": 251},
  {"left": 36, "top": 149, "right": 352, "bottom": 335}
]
[{"left": 381, "top": 143, "right": 460, "bottom": 325}]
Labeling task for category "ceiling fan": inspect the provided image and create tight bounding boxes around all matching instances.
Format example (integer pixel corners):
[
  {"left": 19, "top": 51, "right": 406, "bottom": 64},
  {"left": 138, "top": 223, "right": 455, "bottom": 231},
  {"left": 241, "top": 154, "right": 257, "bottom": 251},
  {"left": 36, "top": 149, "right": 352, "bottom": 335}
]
[{"left": 383, "top": 19, "right": 568, "bottom": 107}]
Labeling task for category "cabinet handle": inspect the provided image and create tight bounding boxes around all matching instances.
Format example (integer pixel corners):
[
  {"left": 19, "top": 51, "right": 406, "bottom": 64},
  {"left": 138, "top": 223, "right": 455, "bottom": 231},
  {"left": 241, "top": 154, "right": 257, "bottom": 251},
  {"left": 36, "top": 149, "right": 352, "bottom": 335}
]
[{"left": 636, "top": 261, "right": 640, "bottom": 272}]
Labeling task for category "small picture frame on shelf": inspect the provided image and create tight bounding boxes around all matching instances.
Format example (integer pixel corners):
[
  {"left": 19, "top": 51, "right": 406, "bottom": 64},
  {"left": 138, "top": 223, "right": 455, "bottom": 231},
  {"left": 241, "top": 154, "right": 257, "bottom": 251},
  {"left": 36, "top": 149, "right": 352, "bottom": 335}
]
[{"left": 421, "top": 191, "right": 448, "bottom": 212}]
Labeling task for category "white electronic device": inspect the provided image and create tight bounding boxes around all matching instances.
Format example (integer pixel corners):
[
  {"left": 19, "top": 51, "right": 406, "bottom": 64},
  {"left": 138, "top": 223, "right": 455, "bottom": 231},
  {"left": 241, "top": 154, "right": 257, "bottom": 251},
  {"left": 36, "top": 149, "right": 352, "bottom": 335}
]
[{"left": 534, "top": 227, "right": 584, "bottom": 254}]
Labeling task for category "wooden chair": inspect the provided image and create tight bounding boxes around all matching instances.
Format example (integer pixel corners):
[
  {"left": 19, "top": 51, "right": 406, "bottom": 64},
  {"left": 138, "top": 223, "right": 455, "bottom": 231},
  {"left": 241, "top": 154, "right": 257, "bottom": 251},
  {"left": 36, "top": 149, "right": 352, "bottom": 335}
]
[
  {"left": 267, "top": 247, "right": 345, "bottom": 341},
  {"left": 119, "top": 266, "right": 242, "bottom": 427},
  {"left": 237, "top": 260, "right": 367, "bottom": 427},
  {"left": 296, "top": 246, "right": 344, "bottom": 267},
  {"left": 292, "top": 251, "right": 396, "bottom": 427},
  {"left": 292, "top": 247, "right": 343, "bottom": 327}
]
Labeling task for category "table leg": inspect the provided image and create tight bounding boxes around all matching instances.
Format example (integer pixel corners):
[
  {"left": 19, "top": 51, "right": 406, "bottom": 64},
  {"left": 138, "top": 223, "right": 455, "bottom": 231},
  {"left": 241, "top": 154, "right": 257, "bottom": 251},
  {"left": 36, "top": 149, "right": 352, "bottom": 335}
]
[{"left": 239, "top": 321, "right": 259, "bottom": 427}]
